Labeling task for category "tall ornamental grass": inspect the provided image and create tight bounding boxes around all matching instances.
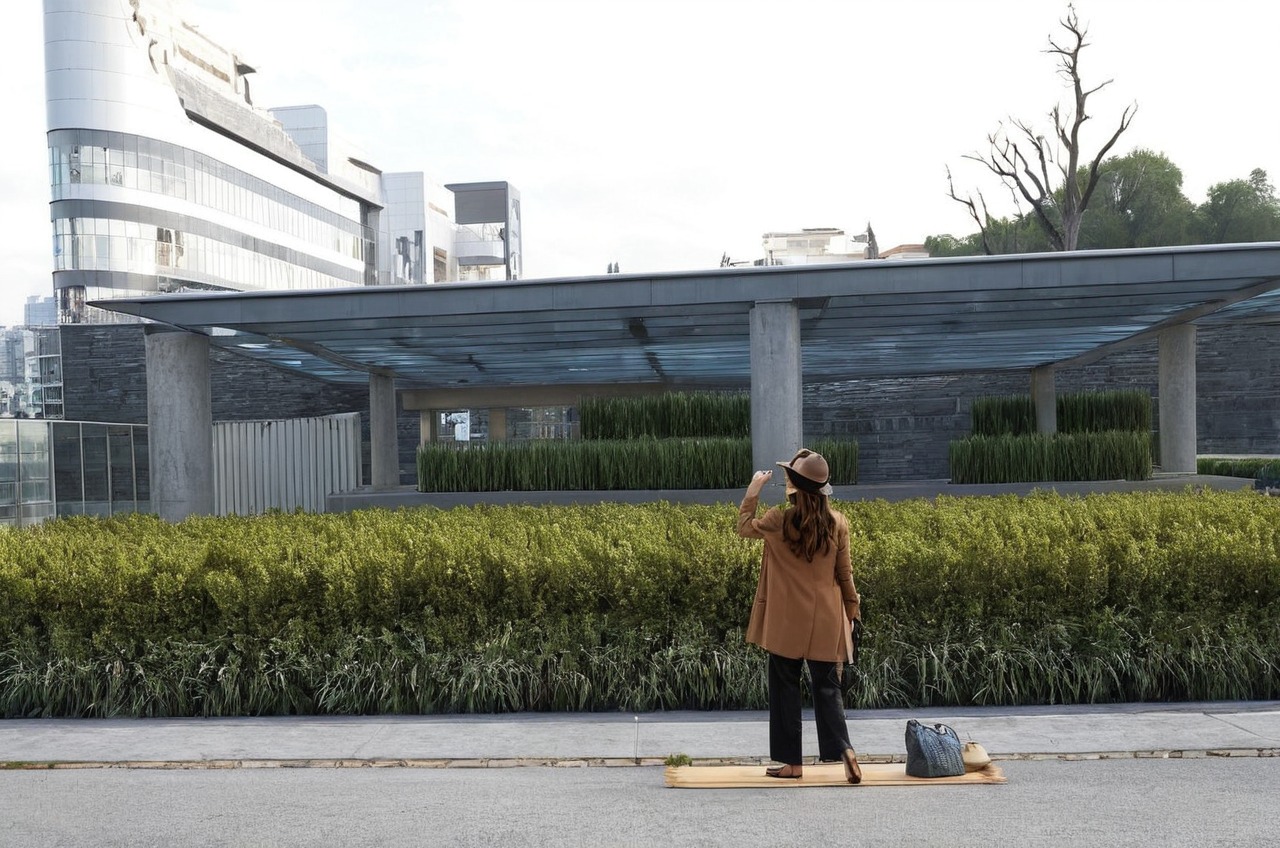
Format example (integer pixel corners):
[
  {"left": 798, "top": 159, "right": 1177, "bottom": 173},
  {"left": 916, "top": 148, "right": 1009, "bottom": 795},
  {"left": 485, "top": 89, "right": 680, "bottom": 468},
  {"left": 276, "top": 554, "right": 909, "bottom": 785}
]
[
  {"left": 971, "top": 395, "right": 1036, "bottom": 436},
  {"left": 949, "top": 431, "right": 1152, "bottom": 484},
  {"left": 418, "top": 437, "right": 859, "bottom": 491},
  {"left": 2, "top": 490, "right": 1277, "bottom": 716},
  {"left": 418, "top": 438, "right": 753, "bottom": 491},
  {"left": 972, "top": 389, "right": 1151, "bottom": 436},
  {"left": 1199, "top": 457, "right": 1280, "bottom": 481},
  {"left": 421, "top": 389, "right": 856, "bottom": 492},
  {"left": 580, "top": 392, "right": 750, "bottom": 440},
  {"left": 808, "top": 438, "right": 859, "bottom": 485},
  {"left": 1057, "top": 389, "right": 1152, "bottom": 434}
]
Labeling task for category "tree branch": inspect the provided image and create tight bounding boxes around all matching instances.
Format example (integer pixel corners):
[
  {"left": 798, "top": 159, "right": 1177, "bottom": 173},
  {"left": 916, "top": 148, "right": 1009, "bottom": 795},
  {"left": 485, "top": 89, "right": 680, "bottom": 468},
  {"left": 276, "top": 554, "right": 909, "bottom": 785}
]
[
  {"left": 947, "top": 166, "right": 996, "bottom": 254},
  {"left": 949, "top": 2, "right": 1135, "bottom": 252}
]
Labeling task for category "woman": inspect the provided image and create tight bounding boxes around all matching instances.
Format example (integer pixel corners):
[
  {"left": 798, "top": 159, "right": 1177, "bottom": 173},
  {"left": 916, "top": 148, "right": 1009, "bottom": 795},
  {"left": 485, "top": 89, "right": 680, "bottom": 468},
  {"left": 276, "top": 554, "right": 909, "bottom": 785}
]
[{"left": 738, "top": 448, "right": 862, "bottom": 783}]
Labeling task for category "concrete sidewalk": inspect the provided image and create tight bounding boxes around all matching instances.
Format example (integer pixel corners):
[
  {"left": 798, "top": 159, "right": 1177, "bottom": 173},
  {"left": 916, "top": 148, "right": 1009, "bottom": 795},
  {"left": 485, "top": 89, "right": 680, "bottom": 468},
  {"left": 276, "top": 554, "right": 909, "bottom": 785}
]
[{"left": 3, "top": 701, "right": 1278, "bottom": 769}]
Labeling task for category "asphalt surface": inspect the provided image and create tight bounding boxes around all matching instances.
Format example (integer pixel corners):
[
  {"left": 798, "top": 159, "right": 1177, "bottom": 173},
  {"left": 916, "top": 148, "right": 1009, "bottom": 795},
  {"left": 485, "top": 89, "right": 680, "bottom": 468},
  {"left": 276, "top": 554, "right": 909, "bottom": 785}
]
[
  {"left": 3, "top": 758, "right": 1278, "bottom": 847},
  {"left": 3, "top": 703, "right": 1279, "bottom": 848}
]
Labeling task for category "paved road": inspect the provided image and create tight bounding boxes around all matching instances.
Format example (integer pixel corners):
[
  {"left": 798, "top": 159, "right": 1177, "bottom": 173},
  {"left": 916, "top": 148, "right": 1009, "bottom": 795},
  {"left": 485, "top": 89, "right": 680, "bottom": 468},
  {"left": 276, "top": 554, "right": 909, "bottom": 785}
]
[
  {"left": 3, "top": 701, "right": 1276, "bottom": 846},
  {"left": 3, "top": 757, "right": 1276, "bottom": 847}
]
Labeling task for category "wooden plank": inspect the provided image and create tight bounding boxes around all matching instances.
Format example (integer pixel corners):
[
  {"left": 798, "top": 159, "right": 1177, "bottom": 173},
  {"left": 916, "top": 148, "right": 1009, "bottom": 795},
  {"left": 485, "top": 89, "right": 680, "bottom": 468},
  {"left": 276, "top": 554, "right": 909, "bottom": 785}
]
[{"left": 665, "top": 762, "right": 1006, "bottom": 789}]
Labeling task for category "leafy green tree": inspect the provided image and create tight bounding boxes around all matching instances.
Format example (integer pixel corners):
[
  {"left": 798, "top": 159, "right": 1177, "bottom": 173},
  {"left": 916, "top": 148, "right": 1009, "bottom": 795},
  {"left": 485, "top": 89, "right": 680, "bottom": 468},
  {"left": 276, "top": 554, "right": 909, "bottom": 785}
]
[
  {"left": 1193, "top": 169, "right": 1280, "bottom": 243},
  {"left": 1076, "top": 149, "right": 1195, "bottom": 249},
  {"left": 926, "top": 215, "right": 1051, "bottom": 257},
  {"left": 923, "top": 234, "right": 982, "bottom": 257}
]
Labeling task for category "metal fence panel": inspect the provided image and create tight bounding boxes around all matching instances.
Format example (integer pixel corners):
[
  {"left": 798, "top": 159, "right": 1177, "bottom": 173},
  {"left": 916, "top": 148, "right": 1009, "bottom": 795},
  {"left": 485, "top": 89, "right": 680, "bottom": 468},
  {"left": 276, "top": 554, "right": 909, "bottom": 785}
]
[{"left": 212, "top": 412, "right": 362, "bottom": 516}]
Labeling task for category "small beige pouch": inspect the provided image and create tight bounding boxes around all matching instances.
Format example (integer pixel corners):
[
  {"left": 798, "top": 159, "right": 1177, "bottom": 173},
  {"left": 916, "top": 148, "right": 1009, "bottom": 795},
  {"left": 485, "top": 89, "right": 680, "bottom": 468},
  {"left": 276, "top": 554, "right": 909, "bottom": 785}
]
[{"left": 962, "top": 741, "right": 992, "bottom": 771}]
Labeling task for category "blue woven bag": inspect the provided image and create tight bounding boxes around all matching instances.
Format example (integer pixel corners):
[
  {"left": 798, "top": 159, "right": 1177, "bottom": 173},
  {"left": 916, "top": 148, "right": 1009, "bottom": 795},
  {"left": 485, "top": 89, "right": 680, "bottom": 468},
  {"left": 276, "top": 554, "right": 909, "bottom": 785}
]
[{"left": 904, "top": 720, "right": 965, "bottom": 778}]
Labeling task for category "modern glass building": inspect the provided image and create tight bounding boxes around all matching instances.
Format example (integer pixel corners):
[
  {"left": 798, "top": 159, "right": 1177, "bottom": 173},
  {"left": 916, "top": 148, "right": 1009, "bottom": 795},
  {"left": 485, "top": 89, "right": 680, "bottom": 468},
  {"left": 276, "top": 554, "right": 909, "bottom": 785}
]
[
  {"left": 46, "top": 0, "right": 377, "bottom": 323},
  {"left": 43, "top": 0, "right": 515, "bottom": 326},
  {"left": 0, "top": 418, "right": 149, "bottom": 527},
  {"left": 23, "top": 296, "right": 57, "bottom": 327}
]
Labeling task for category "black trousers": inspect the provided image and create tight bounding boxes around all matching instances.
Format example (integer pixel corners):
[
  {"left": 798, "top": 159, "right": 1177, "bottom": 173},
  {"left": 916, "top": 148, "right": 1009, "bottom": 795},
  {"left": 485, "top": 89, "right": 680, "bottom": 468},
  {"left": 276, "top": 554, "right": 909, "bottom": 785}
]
[{"left": 767, "top": 652, "right": 852, "bottom": 765}]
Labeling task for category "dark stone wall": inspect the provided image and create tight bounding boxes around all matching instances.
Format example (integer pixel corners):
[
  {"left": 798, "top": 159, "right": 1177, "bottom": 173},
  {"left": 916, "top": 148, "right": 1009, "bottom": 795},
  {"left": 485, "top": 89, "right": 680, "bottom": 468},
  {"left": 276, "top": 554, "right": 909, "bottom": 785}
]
[
  {"left": 58, "top": 322, "right": 1280, "bottom": 486},
  {"left": 805, "top": 372, "right": 1025, "bottom": 481},
  {"left": 60, "top": 324, "right": 151, "bottom": 425},
  {"left": 1194, "top": 324, "right": 1280, "bottom": 455},
  {"left": 804, "top": 323, "right": 1280, "bottom": 482}
]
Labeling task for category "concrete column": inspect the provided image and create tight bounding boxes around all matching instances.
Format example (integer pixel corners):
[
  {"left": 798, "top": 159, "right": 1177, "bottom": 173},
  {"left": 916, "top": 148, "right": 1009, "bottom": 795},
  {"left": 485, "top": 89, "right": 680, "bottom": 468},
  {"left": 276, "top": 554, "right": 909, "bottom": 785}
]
[
  {"left": 370, "top": 373, "right": 398, "bottom": 489},
  {"left": 488, "top": 407, "right": 508, "bottom": 442},
  {"left": 1158, "top": 324, "right": 1197, "bottom": 473},
  {"left": 419, "top": 410, "right": 436, "bottom": 446},
  {"left": 1031, "top": 366, "right": 1057, "bottom": 435},
  {"left": 144, "top": 327, "right": 213, "bottom": 521},
  {"left": 749, "top": 301, "right": 802, "bottom": 492}
]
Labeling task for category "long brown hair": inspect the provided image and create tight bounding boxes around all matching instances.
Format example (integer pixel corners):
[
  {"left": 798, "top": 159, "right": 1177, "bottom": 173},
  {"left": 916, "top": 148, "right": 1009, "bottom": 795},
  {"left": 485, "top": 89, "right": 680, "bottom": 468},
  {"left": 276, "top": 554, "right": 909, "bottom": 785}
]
[{"left": 783, "top": 488, "right": 836, "bottom": 562}]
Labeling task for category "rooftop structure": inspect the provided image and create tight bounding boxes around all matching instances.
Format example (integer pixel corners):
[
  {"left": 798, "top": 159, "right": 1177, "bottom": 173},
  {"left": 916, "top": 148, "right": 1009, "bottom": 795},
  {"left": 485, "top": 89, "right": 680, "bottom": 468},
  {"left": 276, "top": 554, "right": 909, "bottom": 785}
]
[{"left": 97, "top": 242, "right": 1280, "bottom": 518}]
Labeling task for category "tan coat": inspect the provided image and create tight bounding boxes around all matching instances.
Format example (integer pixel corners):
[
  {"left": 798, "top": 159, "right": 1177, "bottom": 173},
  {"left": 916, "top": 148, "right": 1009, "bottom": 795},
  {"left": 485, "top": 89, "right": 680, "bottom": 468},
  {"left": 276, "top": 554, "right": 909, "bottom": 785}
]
[{"left": 738, "top": 492, "right": 861, "bottom": 661}]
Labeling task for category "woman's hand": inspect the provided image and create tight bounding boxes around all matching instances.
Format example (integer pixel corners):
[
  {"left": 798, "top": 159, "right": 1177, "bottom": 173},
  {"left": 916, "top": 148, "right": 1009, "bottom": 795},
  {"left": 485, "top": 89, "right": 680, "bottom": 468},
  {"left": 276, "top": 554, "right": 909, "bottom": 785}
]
[{"left": 745, "top": 469, "right": 772, "bottom": 497}]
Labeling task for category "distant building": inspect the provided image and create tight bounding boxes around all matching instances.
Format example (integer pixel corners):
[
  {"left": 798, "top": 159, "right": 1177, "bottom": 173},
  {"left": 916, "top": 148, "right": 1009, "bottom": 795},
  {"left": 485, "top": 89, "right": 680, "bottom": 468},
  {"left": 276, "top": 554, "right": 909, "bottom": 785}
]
[
  {"left": 446, "top": 182, "right": 522, "bottom": 282},
  {"left": 23, "top": 296, "right": 57, "bottom": 327},
  {"left": 0, "top": 327, "right": 59, "bottom": 418},
  {"left": 722, "top": 228, "right": 930, "bottom": 268},
  {"left": 0, "top": 329, "right": 24, "bottom": 384},
  {"left": 880, "top": 244, "right": 930, "bottom": 261},
  {"left": 761, "top": 228, "right": 872, "bottom": 266}
]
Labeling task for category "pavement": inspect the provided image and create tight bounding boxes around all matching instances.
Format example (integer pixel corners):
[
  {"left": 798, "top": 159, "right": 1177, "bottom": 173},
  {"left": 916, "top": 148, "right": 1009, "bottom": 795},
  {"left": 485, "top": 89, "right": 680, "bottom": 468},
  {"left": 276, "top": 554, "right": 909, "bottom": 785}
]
[{"left": 2, "top": 700, "right": 1278, "bottom": 769}]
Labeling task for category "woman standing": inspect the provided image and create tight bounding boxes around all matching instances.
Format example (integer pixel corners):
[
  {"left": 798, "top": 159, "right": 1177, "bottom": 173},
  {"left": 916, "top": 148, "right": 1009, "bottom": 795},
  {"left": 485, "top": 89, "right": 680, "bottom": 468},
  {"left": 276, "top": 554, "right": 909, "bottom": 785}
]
[{"left": 738, "top": 448, "right": 862, "bottom": 783}]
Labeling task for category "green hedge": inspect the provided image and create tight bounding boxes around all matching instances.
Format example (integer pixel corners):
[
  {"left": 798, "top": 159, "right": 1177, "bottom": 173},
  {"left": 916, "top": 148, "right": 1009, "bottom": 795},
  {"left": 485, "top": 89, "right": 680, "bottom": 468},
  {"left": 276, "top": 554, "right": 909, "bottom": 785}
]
[
  {"left": 421, "top": 390, "right": 856, "bottom": 492},
  {"left": 971, "top": 395, "right": 1036, "bottom": 436},
  {"left": 580, "top": 392, "right": 749, "bottom": 440},
  {"left": 2, "top": 490, "right": 1278, "bottom": 716},
  {"left": 1058, "top": 389, "right": 1152, "bottom": 434},
  {"left": 972, "top": 389, "right": 1152, "bottom": 436},
  {"left": 1199, "top": 457, "right": 1280, "bottom": 481},
  {"left": 418, "top": 437, "right": 858, "bottom": 492},
  {"left": 949, "top": 431, "right": 1152, "bottom": 484},
  {"left": 808, "top": 438, "right": 859, "bottom": 486},
  {"left": 418, "top": 438, "right": 753, "bottom": 492}
]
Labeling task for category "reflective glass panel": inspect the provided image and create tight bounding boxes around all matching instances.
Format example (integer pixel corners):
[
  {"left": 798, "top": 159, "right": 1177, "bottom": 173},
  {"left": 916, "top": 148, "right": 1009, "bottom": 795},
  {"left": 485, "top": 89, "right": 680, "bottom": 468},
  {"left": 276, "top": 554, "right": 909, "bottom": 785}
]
[
  {"left": 16, "top": 421, "right": 51, "bottom": 506},
  {"left": 81, "top": 422, "right": 110, "bottom": 516},
  {"left": 108, "top": 425, "right": 136, "bottom": 511},
  {"left": 52, "top": 422, "right": 85, "bottom": 518},
  {"left": 133, "top": 428, "right": 150, "bottom": 504}
]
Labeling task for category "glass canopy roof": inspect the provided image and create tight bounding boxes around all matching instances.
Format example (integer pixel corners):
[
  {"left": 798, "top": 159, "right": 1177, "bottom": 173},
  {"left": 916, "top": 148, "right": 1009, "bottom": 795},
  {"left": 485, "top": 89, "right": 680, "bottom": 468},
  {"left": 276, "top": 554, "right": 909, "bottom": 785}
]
[{"left": 94, "top": 243, "right": 1280, "bottom": 389}]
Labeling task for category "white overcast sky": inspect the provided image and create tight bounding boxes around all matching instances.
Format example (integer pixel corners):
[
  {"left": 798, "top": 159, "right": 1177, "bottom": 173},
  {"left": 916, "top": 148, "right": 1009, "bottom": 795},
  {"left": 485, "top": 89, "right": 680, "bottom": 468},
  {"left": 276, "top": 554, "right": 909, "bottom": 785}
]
[{"left": 3, "top": 0, "right": 1278, "bottom": 326}]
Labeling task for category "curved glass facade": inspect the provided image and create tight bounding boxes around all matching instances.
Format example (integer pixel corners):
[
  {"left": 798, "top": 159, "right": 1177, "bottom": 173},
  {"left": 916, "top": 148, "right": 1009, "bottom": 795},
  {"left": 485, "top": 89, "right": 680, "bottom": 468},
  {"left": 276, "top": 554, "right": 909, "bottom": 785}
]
[
  {"left": 49, "top": 128, "right": 373, "bottom": 320},
  {"left": 44, "top": 0, "right": 391, "bottom": 324},
  {"left": 49, "top": 129, "right": 369, "bottom": 255}
]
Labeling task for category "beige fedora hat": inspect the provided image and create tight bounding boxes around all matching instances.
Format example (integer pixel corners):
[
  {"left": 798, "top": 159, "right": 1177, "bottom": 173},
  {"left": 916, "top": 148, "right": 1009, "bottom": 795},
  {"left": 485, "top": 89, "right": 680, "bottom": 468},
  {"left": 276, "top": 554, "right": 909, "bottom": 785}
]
[{"left": 775, "top": 448, "right": 833, "bottom": 496}]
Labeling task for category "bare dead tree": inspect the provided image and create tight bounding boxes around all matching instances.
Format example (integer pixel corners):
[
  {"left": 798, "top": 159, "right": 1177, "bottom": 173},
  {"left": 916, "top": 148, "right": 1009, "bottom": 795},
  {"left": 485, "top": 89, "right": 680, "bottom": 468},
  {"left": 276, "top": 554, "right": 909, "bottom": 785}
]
[
  {"left": 951, "top": 4, "right": 1137, "bottom": 251},
  {"left": 947, "top": 166, "right": 999, "bottom": 255}
]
